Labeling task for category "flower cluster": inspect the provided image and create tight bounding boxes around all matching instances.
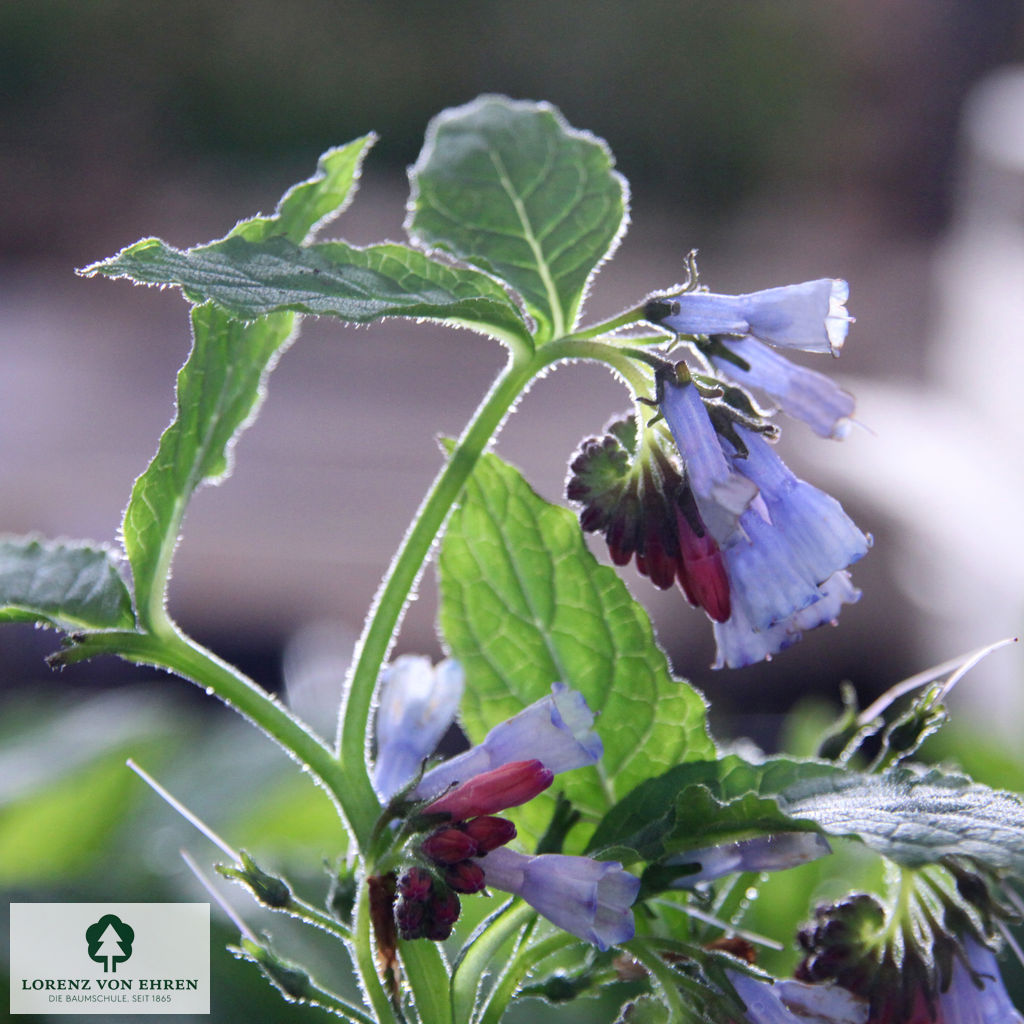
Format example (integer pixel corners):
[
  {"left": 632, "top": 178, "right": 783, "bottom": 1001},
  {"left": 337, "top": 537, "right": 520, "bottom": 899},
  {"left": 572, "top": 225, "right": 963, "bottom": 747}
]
[
  {"left": 794, "top": 881, "right": 1024, "bottom": 1024},
  {"left": 373, "top": 659, "right": 640, "bottom": 949},
  {"left": 395, "top": 760, "right": 551, "bottom": 939},
  {"left": 588, "top": 278, "right": 869, "bottom": 668},
  {"left": 660, "top": 374, "right": 870, "bottom": 667}
]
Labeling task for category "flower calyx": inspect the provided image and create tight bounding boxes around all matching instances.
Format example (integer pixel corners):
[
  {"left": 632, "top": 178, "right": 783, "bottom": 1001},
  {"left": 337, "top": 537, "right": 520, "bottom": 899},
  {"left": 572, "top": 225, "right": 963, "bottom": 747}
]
[{"left": 567, "top": 413, "right": 731, "bottom": 622}]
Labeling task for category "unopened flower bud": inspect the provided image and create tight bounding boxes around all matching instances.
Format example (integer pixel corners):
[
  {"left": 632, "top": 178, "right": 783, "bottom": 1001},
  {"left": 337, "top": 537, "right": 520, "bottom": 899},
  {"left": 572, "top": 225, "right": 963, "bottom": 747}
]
[
  {"left": 395, "top": 898, "right": 426, "bottom": 940},
  {"left": 424, "top": 759, "right": 553, "bottom": 821},
  {"left": 445, "top": 859, "right": 487, "bottom": 894},
  {"left": 423, "top": 887, "right": 461, "bottom": 940},
  {"left": 463, "top": 815, "right": 517, "bottom": 854},
  {"left": 421, "top": 827, "right": 478, "bottom": 864},
  {"left": 397, "top": 866, "right": 433, "bottom": 903}
]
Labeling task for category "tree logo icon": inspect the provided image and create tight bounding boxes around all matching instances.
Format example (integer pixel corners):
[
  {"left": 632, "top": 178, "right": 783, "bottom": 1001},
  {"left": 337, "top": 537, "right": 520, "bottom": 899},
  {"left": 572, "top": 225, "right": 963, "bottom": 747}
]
[{"left": 85, "top": 914, "right": 135, "bottom": 973}]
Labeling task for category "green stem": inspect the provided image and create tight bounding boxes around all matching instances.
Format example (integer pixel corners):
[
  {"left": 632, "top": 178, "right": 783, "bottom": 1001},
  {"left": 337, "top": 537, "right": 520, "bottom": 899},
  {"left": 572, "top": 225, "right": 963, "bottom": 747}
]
[
  {"left": 337, "top": 349, "right": 539, "bottom": 854},
  {"left": 352, "top": 878, "right": 400, "bottom": 1024},
  {"left": 286, "top": 894, "right": 353, "bottom": 944},
  {"left": 570, "top": 304, "right": 647, "bottom": 340},
  {"left": 623, "top": 940, "right": 695, "bottom": 1023},
  {"left": 477, "top": 932, "right": 574, "bottom": 1024}
]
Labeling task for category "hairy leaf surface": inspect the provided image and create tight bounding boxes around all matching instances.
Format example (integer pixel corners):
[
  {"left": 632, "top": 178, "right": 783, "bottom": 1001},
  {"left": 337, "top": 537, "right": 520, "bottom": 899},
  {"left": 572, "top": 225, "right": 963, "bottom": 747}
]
[
  {"left": 438, "top": 452, "right": 712, "bottom": 845},
  {"left": 408, "top": 95, "right": 627, "bottom": 343},
  {"left": 0, "top": 537, "right": 135, "bottom": 631}
]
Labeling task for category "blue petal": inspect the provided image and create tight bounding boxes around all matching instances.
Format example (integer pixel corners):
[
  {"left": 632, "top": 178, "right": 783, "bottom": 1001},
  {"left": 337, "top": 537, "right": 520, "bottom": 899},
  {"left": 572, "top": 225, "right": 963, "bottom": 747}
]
[
  {"left": 940, "top": 938, "right": 1024, "bottom": 1023},
  {"left": 373, "top": 656, "right": 464, "bottom": 800},
  {"left": 669, "top": 832, "right": 832, "bottom": 887},
  {"left": 479, "top": 847, "right": 639, "bottom": 951},
  {"left": 659, "top": 378, "right": 757, "bottom": 544},
  {"left": 413, "top": 684, "right": 601, "bottom": 801},
  {"left": 658, "top": 279, "right": 850, "bottom": 354},
  {"left": 711, "top": 336, "right": 855, "bottom": 438}
]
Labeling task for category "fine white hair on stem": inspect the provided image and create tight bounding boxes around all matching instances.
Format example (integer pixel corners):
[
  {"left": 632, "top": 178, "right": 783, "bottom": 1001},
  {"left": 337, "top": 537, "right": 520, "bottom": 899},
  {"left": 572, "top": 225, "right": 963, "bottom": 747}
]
[
  {"left": 180, "top": 849, "right": 258, "bottom": 944},
  {"left": 126, "top": 758, "right": 238, "bottom": 862}
]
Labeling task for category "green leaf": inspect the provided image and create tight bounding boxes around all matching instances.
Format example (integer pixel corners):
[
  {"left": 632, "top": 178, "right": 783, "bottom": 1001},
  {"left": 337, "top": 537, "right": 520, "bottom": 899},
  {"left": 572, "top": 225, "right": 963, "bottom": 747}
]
[
  {"left": 122, "top": 305, "right": 295, "bottom": 630},
  {"left": 408, "top": 95, "right": 627, "bottom": 343},
  {"left": 438, "top": 452, "right": 713, "bottom": 846},
  {"left": 83, "top": 236, "right": 531, "bottom": 349},
  {"left": 97, "top": 144, "right": 382, "bottom": 631},
  {"left": 780, "top": 764, "right": 1024, "bottom": 875},
  {"left": 0, "top": 536, "right": 135, "bottom": 631},
  {"left": 228, "top": 134, "right": 376, "bottom": 244},
  {"left": 587, "top": 755, "right": 837, "bottom": 865}
]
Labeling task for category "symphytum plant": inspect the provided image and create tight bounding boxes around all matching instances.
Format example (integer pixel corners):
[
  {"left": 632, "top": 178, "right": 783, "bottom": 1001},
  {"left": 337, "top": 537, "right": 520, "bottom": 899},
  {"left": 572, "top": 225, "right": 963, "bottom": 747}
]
[{"left": 3, "top": 95, "right": 1023, "bottom": 1023}]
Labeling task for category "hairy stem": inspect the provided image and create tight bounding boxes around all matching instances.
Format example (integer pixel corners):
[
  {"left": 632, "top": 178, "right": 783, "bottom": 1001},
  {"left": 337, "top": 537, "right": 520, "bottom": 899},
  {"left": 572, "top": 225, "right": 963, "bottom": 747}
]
[{"left": 336, "top": 349, "right": 539, "bottom": 851}]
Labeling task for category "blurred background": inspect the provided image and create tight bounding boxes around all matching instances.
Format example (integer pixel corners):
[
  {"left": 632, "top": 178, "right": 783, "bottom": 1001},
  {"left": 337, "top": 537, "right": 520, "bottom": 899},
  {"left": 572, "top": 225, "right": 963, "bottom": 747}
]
[{"left": 3, "top": 1, "right": 1024, "bottom": 1018}]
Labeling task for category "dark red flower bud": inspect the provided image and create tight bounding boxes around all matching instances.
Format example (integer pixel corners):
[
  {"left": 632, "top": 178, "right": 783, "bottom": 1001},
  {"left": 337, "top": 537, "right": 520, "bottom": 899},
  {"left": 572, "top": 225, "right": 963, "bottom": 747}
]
[
  {"left": 421, "top": 827, "right": 478, "bottom": 864},
  {"left": 423, "top": 886, "right": 462, "bottom": 940},
  {"left": 675, "top": 503, "right": 731, "bottom": 623},
  {"left": 445, "top": 859, "right": 487, "bottom": 894},
  {"left": 424, "top": 759, "right": 553, "bottom": 821},
  {"left": 462, "top": 815, "right": 517, "bottom": 854},
  {"left": 423, "top": 916, "right": 456, "bottom": 941},
  {"left": 397, "top": 866, "right": 433, "bottom": 903},
  {"left": 395, "top": 897, "right": 426, "bottom": 940}
]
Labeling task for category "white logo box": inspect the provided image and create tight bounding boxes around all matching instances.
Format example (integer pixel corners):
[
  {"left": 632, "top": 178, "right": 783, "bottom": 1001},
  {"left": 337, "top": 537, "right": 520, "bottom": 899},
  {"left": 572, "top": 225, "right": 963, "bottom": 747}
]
[{"left": 10, "top": 903, "right": 210, "bottom": 1015}]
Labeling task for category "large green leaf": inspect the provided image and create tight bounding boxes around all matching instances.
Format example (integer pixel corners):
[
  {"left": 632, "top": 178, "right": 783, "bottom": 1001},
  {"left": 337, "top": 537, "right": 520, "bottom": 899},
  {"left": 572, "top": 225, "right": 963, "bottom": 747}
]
[
  {"left": 0, "top": 536, "right": 135, "bottom": 631},
  {"left": 83, "top": 236, "right": 530, "bottom": 349},
  {"left": 588, "top": 755, "right": 1024, "bottom": 882},
  {"left": 438, "top": 452, "right": 713, "bottom": 845},
  {"left": 96, "top": 142, "right": 380, "bottom": 630},
  {"left": 586, "top": 755, "right": 837, "bottom": 864},
  {"left": 122, "top": 305, "right": 295, "bottom": 630},
  {"left": 408, "top": 95, "right": 627, "bottom": 343},
  {"left": 228, "top": 134, "right": 375, "bottom": 245},
  {"left": 780, "top": 764, "right": 1024, "bottom": 875}
]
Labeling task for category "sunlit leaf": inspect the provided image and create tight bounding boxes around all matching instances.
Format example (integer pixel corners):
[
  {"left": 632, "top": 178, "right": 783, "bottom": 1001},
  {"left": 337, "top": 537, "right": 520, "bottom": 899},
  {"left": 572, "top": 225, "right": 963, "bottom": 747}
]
[{"left": 409, "top": 95, "right": 627, "bottom": 343}]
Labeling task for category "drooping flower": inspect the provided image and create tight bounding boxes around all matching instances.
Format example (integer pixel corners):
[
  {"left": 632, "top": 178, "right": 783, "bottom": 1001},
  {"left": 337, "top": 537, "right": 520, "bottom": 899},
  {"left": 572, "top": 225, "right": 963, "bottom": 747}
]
[
  {"left": 659, "top": 374, "right": 869, "bottom": 668},
  {"left": 934, "top": 937, "right": 1024, "bottom": 1023},
  {"left": 737, "top": 974, "right": 869, "bottom": 1024},
  {"left": 372, "top": 655, "right": 464, "bottom": 800},
  {"left": 709, "top": 335, "right": 856, "bottom": 439},
  {"left": 412, "top": 683, "right": 602, "bottom": 803},
  {"left": 728, "top": 972, "right": 869, "bottom": 1024},
  {"left": 648, "top": 278, "right": 851, "bottom": 355},
  {"left": 668, "top": 831, "right": 832, "bottom": 888},
  {"left": 655, "top": 372, "right": 758, "bottom": 546},
  {"left": 477, "top": 846, "right": 640, "bottom": 951}
]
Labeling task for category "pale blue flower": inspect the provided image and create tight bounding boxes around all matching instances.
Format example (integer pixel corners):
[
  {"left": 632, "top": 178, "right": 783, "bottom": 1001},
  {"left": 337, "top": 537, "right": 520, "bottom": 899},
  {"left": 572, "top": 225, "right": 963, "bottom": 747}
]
[
  {"left": 719, "top": 428, "right": 870, "bottom": 634},
  {"left": 710, "top": 336, "right": 855, "bottom": 439},
  {"left": 478, "top": 846, "right": 640, "bottom": 951},
  {"left": 659, "top": 376, "right": 867, "bottom": 668},
  {"left": 658, "top": 377, "right": 758, "bottom": 545},
  {"left": 372, "top": 655, "right": 464, "bottom": 800},
  {"left": 729, "top": 973, "right": 868, "bottom": 1023},
  {"left": 655, "top": 279, "right": 851, "bottom": 355},
  {"left": 413, "top": 684, "right": 602, "bottom": 803},
  {"left": 939, "top": 937, "right": 1024, "bottom": 1023},
  {"left": 668, "top": 831, "right": 831, "bottom": 887},
  {"left": 712, "top": 571, "right": 860, "bottom": 670}
]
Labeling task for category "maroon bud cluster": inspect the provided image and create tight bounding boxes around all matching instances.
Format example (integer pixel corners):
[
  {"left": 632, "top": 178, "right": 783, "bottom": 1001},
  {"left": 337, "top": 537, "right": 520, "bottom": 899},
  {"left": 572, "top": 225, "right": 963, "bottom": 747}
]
[
  {"left": 421, "top": 815, "right": 517, "bottom": 896},
  {"left": 396, "top": 815, "right": 518, "bottom": 941},
  {"left": 395, "top": 866, "right": 464, "bottom": 942},
  {"left": 567, "top": 419, "right": 731, "bottom": 623}
]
